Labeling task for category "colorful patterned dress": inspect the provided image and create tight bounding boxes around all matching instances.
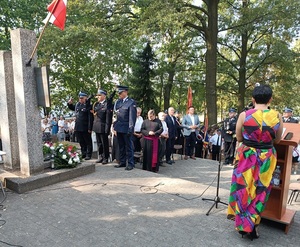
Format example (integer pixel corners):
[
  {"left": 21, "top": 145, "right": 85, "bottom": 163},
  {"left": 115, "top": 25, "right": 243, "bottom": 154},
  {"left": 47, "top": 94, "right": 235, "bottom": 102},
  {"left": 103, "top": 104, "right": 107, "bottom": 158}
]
[{"left": 227, "top": 109, "right": 281, "bottom": 233}]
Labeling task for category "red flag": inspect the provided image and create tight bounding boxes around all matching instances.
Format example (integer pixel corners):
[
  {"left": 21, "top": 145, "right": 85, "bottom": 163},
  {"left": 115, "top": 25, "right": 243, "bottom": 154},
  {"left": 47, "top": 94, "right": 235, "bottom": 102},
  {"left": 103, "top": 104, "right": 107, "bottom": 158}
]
[
  {"left": 44, "top": 0, "right": 67, "bottom": 30},
  {"left": 187, "top": 85, "right": 193, "bottom": 112}
]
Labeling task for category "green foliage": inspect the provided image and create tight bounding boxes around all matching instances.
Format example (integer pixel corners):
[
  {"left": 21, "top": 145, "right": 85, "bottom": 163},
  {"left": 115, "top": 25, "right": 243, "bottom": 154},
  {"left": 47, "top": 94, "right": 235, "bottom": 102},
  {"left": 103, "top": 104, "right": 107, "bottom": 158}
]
[{"left": 129, "top": 42, "right": 159, "bottom": 115}]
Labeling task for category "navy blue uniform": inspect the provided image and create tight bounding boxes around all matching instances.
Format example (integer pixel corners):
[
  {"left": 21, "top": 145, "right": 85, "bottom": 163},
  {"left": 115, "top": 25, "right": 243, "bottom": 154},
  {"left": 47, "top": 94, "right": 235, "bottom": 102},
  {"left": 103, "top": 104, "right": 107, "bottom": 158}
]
[
  {"left": 92, "top": 99, "right": 113, "bottom": 162},
  {"left": 222, "top": 116, "right": 237, "bottom": 164},
  {"left": 114, "top": 97, "right": 137, "bottom": 168},
  {"left": 68, "top": 101, "right": 93, "bottom": 158}
]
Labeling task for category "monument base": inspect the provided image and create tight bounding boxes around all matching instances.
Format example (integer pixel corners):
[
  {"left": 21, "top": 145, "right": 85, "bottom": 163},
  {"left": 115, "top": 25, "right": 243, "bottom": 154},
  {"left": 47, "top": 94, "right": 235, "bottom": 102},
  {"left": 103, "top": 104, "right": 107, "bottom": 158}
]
[{"left": 0, "top": 162, "right": 95, "bottom": 194}]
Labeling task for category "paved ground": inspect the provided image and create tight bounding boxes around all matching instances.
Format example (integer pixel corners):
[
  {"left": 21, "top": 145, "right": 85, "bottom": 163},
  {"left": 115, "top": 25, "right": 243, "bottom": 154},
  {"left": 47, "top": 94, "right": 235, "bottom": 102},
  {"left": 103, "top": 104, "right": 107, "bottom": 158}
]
[{"left": 0, "top": 156, "right": 299, "bottom": 247}]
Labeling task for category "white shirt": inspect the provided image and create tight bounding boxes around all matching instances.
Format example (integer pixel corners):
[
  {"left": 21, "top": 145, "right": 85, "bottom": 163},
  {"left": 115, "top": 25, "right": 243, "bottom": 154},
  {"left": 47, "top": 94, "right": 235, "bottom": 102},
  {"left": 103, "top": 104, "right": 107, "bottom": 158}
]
[
  {"left": 161, "top": 120, "right": 168, "bottom": 136},
  {"left": 58, "top": 120, "right": 65, "bottom": 132},
  {"left": 189, "top": 114, "right": 195, "bottom": 132},
  {"left": 41, "top": 123, "right": 51, "bottom": 133},
  {"left": 209, "top": 133, "right": 221, "bottom": 146},
  {"left": 134, "top": 116, "right": 143, "bottom": 132}
]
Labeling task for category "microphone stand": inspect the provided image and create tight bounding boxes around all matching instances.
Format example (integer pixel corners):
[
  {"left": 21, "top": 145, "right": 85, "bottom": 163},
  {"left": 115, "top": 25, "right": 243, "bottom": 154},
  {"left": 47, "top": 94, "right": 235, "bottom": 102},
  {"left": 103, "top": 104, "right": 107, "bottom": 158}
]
[{"left": 202, "top": 139, "right": 228, "bottom": 216}]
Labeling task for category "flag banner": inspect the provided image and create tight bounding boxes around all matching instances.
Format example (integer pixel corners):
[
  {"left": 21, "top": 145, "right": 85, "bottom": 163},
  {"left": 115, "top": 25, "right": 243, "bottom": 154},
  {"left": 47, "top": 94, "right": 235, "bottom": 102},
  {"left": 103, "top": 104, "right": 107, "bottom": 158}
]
[
  {"left": 44, "top": 0, "right": 67, "bottom": 30},
  {"left": 187, "top": 85, "right": 193, "bottom": 112}
]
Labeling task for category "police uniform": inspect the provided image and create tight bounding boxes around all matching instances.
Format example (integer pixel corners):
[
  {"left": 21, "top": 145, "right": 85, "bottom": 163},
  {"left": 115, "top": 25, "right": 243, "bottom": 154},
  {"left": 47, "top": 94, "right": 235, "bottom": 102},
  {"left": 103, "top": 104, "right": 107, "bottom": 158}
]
[
  {"left": 92, "top": 89, "right": 114, "bottom": 164},
  {"left": 68, "top": 92, "right": 93, "bottom": 159},
  {"left": 114, "top": 86, "right": 137, "bottom": 170},
  {"left": 282, "top": 107, "right": 298, "bottom": 123},
  {"left": 222, "top": 108, "right": 238, "bottom": 165}
]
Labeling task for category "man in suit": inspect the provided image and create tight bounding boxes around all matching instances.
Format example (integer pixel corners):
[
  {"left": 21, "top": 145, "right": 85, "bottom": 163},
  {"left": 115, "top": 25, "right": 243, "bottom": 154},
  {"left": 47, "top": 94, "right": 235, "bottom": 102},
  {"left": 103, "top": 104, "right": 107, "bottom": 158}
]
[
  {"left": 182, "top": 106, "right": 201, "bottom": 160},
  {"left": 165, "top": 107, "right": 180, "bottom": 165},
  {"left": 113, "top": 85, "right": 137, "bottom": 171},
  {"left": 222, "top": 107, "right": 238, "bottom": 165},
  {"left": 67, "top": 92, "right": 94, "bottom": 160},
  {"left": 92, "top": 89, "right": 114, "bottom": 164},
  {"left": 282, "top": 107, "right": 298, "bottom": 123}
]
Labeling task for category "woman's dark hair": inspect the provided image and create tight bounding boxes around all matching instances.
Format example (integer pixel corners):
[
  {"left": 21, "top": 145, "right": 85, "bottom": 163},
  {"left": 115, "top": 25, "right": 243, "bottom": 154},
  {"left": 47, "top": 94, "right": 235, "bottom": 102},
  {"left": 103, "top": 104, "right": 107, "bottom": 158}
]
[{"left": 252, "top": 84, "right": 272, "bottom": 104}]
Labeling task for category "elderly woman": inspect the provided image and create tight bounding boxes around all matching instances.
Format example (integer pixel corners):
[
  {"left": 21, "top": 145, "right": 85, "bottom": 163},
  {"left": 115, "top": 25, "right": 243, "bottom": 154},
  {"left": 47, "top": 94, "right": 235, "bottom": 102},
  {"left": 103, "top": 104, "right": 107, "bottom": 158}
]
[
  {"left": 141, "top": 110, "right": 163, "bottom": 172},
  {"left": 227, "top": 84, "right": 283, "bottom": 240}
]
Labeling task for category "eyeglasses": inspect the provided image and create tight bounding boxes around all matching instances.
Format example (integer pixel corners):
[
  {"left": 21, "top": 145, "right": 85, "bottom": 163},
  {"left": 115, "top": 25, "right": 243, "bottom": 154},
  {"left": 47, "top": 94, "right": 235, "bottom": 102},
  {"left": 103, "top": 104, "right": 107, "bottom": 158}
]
[{"left": 79, "top": 97, "right": 84, "bottom": 99}]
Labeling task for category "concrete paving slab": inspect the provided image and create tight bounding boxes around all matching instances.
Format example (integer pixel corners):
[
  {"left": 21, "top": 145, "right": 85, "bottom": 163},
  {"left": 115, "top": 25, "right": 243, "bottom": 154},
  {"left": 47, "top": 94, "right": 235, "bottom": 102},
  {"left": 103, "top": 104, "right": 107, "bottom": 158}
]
[{"left": 0, "top": 156, "right": 299, "bottom": 247}]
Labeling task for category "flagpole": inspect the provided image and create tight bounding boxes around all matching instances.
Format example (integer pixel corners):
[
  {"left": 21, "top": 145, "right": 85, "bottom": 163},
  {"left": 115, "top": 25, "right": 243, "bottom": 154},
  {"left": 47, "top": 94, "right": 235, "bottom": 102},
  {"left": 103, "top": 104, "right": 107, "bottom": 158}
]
[{"left": 26, "top": 0, "right": 60, "bottom": 67}]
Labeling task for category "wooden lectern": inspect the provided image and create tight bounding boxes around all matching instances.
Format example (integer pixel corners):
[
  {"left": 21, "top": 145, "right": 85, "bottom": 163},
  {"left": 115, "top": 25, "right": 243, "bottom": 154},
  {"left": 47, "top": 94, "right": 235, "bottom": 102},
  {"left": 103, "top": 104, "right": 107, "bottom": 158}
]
[{"left": 262, "top": 123, "right": 300, "bottom": 233}]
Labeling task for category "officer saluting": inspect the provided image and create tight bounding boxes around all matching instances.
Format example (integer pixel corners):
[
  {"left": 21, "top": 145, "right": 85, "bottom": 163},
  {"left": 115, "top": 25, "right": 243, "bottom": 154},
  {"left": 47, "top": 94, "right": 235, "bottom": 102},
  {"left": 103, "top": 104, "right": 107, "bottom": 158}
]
[
  {"left": 67, "top": 92, "right": 94, "bottom": 160},
  {"left": 92, "top": 89, "right": 115, "bottom": 164},
  {"left": 282, "top": 107, "right": 299, "bottom": 123},
  {"left": 114, "top": 85, "right": 137, "bottom": 170}
]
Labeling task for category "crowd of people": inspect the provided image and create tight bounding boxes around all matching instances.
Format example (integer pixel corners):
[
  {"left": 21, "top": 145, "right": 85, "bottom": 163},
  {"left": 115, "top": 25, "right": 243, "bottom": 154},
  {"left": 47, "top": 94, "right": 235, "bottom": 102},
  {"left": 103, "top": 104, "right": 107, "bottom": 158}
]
[
  {"left": 40, "top": 85, "right": 300, "bottom": 176},
  {"left": 41, "top": 116, "right": 76, "bottom": 143},
  {"left": 39, "top": 83, "right": 300, "bottom": 240}
]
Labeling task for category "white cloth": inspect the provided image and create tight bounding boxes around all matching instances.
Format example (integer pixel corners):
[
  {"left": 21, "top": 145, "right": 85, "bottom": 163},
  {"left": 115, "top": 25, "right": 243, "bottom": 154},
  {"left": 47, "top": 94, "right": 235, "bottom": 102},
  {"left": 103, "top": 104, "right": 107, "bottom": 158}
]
[{"left": 134, "top": 116, "right": 143, "bottom": 132}]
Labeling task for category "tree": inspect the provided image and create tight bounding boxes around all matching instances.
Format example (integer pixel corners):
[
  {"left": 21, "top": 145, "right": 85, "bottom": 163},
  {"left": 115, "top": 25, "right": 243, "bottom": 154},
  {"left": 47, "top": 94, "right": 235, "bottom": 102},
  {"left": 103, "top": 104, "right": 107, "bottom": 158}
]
[
  {"left": 129, "top": 42, "right": 159, "bottom": 115},
  {"left": 183, "top": 0, "right": 220, "bottom": 125}
]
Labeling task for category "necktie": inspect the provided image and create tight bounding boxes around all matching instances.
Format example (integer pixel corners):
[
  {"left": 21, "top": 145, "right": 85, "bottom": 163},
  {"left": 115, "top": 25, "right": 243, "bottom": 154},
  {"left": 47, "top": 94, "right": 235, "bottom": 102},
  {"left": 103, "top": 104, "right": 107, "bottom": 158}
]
[{"left": 217, "top": 136, "right": 220, "bottom": 146}]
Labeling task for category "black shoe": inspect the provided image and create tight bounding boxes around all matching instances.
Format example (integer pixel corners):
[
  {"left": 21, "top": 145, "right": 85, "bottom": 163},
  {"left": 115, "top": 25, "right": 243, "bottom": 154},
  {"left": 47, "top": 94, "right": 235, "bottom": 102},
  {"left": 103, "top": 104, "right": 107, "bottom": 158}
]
[
  {"left": 96, "top": 159, "right": 103, "bottom": 163},
  {"left": 166, "top": 160, "right": 172, "bottom": 165},
  {"left": 84, "top": 156, "right": 91, "bottom": 160},
  {"left": 114, "top": 164, "right": 126, "bottom": 168},
  {"left": 125, "top": 166, "right": 134, "bottom": 171},
  {"left": 171, "top": 160, "right": 175, "bottom": 163},
  {"left": 249, "top": 227, "right": 259, "bottom": 241},
  {"left": 238, "top": 231, "right": 248, "bottom": 239},
  {"left": 102, "top": 160, "right": 108, "bottom": 165}
]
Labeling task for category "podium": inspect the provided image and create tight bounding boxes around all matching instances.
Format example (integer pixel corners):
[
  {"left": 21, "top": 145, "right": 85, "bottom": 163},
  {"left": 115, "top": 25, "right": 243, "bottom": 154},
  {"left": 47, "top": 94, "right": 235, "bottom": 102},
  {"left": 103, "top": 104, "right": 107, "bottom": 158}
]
[{"left": 262, "top": 123, "right": 300, "bottom": 233}]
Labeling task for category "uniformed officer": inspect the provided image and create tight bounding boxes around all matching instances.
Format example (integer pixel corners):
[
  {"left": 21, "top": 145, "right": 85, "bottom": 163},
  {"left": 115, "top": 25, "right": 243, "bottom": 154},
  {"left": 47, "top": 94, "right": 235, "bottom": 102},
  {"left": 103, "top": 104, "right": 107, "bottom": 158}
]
[
  {"left": 67, "top": 92, "right": 94, "bottom": 160},
  {"left": 113, "top": 85, "right": 137, "bottom": 170},
  {"left": 222, "top": 107, "right": 238, "bottom": 165},
  {"left": 282, "top": 107, "right": 299, "bottom": 123},
  {"left": 92, "top": 89, "right": 114, "bottom": 164}
]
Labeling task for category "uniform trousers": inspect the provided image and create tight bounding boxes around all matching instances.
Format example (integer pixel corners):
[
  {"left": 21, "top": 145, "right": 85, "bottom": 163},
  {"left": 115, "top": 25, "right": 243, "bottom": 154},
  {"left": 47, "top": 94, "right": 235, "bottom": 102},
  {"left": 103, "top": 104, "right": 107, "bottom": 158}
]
[
  {"left": 76, "top": 131, "right": 93, "bottom": 158},
  {"left": 95, "top": 132, "right": 109, "bottom": 160},
  {"left": 117, "top": 132, "right": 134, "bottom": 168}
]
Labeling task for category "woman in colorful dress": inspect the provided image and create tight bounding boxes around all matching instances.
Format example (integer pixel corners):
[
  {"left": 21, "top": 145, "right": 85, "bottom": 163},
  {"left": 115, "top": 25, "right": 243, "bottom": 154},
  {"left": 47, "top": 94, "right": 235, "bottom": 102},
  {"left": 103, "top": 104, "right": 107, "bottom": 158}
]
[{"left": 227, "top": 84, "right": 283, "bottom": 240}]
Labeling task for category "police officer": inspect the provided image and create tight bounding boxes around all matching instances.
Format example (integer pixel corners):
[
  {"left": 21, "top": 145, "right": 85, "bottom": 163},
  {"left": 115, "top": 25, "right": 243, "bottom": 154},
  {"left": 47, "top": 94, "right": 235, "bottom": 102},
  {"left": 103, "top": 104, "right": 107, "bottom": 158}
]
[
  {"left": 282, "top": 107, "right": 298, "bottom": 123},
  {"left": 67, "top": 92, "right": 93, "bottom": 160},
  {"left": 92, "top": 89, "right": 114, "bottom": 164},
  {"left": 113, "top": 85, "right": 137, "bottom": 170},
  {"left": 222, "top": 107, "right": 238, "bottom": 165}
]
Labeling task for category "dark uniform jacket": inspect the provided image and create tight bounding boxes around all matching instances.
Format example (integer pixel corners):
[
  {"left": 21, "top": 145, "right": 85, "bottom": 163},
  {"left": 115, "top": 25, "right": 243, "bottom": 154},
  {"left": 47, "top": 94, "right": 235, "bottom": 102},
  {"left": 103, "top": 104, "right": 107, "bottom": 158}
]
[
  {"left": 68, "top": 101, "right": 93, "bottom": 132},
  {"left": 92, "top": 100, "right": 113, "bottom": 134},
  {"left": 282, "top": 117, "right": 298, "bottom": 123},
  {"left": 222, "top": 116, "right": 237, "bottom": 142},
  {"left": 114, "top": 97, "right": 137, "bottom": 134}
]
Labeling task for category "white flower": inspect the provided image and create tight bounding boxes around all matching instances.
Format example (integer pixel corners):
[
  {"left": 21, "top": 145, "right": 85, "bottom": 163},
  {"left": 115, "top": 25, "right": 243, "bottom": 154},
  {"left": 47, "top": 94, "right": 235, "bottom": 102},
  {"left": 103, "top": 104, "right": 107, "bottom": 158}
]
[
  {"left": 50, "top": 146, "right": 55, "bottom": 150},
  {"left": 59, "top": 148, "right": 64, "bottom": 153},
  {"left": 62, "top": 154, "right": 67, "bottom": 159},
  {"left": 68, "top": 158, "right": 73, "bottom": 164},
  {"left": 44, "top": 143, "right": 50, "bottom": 147},
  {"left": 59, "top": 143, "right": 63, "bottom": 146}
]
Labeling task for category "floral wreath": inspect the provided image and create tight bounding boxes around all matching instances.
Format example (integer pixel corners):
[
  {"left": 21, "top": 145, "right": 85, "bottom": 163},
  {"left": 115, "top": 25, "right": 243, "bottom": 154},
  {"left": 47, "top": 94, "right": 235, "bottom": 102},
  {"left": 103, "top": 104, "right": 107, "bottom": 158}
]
[{"left": 43, "top": 142, "right": 81, "bottom": 169}]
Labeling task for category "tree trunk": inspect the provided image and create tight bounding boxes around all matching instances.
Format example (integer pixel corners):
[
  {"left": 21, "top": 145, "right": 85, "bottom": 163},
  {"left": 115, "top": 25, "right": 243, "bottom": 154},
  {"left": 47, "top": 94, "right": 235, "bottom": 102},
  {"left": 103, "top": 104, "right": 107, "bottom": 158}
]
[
  {"left": 238, "top": 0, "right": 249, "bottom": 113},
  {"left": 164, "top": 64, "right": 176, "bottom": 111},
  {"left": 205, "top": 0, "right": 219, "bottom": 125}
]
